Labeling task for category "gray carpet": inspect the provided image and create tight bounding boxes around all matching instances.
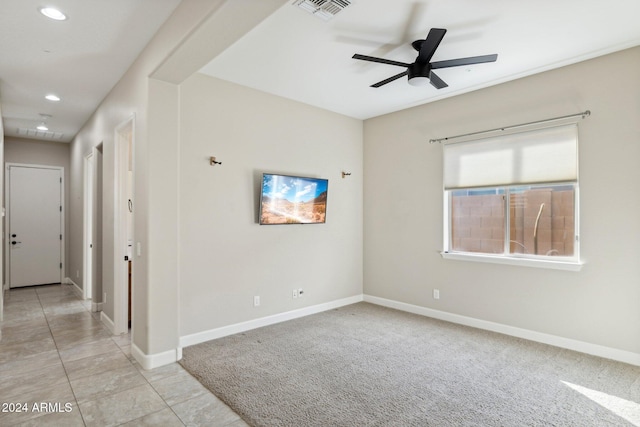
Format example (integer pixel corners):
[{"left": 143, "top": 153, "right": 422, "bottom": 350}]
[{"left": 180, "top": 303, "right": 640, "bottom": 426}]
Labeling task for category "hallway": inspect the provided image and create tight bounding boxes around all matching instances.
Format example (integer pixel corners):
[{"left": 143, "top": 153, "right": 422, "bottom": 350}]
[{"left": 0, "top": 284, "right": 247, "bottom": 426}]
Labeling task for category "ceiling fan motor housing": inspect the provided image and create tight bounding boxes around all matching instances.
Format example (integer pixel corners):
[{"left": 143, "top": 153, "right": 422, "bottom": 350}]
[{"left": 408, "top": 62, "right": 431, "bottom": 80}]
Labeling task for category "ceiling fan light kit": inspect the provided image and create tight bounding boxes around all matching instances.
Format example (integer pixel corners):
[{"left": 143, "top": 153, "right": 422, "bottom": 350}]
[
  {"left": 408, "top": 62, "right": 435, "bottom": 87},
  {"left": 408, "top": 76, "right": 429, "bottom": 87},
  {"left": 353, "top": 28, "right": 497, "bottom": 89}
]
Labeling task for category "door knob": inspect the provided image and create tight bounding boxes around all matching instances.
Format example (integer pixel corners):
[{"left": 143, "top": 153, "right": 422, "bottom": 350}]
[
  {"left": 11, "top": 241, "right": 22, "bottom": 245},
  {"left": 11, "top": 234, "right": 17, "bottom": 238}
]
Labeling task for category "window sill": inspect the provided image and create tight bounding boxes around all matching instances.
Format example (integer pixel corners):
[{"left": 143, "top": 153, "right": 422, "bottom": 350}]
[{"left": 440, "top": 252, "right": 583, "bottom": 272}]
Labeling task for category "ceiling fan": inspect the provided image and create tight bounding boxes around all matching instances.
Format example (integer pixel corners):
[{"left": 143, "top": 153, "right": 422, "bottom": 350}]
[{"left": 352, "top": 28, "right": 497, "bottom": 89}]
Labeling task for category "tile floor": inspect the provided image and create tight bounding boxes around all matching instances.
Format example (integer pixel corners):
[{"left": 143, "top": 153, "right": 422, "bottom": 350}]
[{"left": 0, "top": 283, "right": 249, "bottom": 426}]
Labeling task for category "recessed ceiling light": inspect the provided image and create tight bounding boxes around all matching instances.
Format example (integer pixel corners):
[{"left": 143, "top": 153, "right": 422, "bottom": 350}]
[
  {"left": 39, "top": 7, "right": 67, "bottom": 21},
  {"left": 45, "top": 94, "right": 61, "bottom": 102},
  {"left": 36, "top": 123, "right": 49, "bottom": 131}
]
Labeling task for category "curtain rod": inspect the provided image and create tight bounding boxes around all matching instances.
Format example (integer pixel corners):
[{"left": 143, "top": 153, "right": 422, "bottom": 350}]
[{"left": 429, "top": 110, "right": 591, "bottom": 144}]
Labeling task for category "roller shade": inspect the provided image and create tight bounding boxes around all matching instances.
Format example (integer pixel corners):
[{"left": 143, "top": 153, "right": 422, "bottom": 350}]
[{"left": 443, "top": 124, "right": 578, "bottom": 190}]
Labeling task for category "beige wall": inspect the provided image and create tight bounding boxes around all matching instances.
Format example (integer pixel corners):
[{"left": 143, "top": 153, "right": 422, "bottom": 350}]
[
  {"left": 68, "top": 0, "right": 288, "bottom": 361},
  {"left": 178, "top": 74, "right": 363, "bottom": 336},
  {"left": 68, "top": 0, "right": 232, "bottom": 353},
  {"left": 4, "top": 137, "right": 71, "bottom": 279},
  {"left": 4, "top": 137, "right": 70, "bottom": 168},
  {"left": 363, "top": 46, "right": 640, "bottom": 355}
]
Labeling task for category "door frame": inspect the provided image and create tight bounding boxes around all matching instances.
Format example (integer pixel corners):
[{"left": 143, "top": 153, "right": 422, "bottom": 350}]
[
  {"left": 83, "top": 151, "right": 96, "bottom": 300},
  {"left": 5, "top": 163, "right": 65, "bottom": 288},
  {"left": 113, "top": 115, "right": 135, "bottom": 335}
]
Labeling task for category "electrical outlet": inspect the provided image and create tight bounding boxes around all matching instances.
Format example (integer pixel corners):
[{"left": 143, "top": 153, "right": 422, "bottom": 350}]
[
  {"left": 76, "top": 270, "right": 80, "bottom": 278},
  {"left": 254, "top": 296, "right": 260, "bottom": 307},
  {"left": 292, "top": 289, "right": 298, "bottom": 299},
  {"left": 103, "top": 292, "right": 107, "bottom": 303},
  {"left": 433, "top": 289, "right": 440, "bottom": 300},
  {"left": 298, "top": 288, "right": 304, "bottom": 297}
]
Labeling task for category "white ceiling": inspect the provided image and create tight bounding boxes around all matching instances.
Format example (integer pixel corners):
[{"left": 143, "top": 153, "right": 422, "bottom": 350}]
[
  {"left": 201, "top": 0, "right": 640, "bottom": 120},
  {"left": 0, "top": 0, "right": 181, "bottom": 143},
  {"left": 1, "top": 0, "right": 639, "bottom": 144}
]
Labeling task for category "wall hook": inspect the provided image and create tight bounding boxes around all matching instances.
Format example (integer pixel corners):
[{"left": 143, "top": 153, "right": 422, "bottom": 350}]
[
  {"left": 342, "top": 171, "right": 351, "bottom": 178},
  {"left": 210, "top": 156, "right": 222, "bottom": 166}
]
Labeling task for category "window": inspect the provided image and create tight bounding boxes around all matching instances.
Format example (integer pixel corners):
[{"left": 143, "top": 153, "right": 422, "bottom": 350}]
[
  {"left": 450, "top": 184, "right": 576, "bottom": 256},
  {"left": 442, "top": 123, "right": 581, "bottom": 270}
]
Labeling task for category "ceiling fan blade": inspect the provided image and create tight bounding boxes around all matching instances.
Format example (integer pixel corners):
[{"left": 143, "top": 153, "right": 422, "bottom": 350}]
[
  {"left": 371, "top": 70, "right": 409, "bottom": 88},
  {"left": 429, "top": 71, "right": 448, "bottom": 89},
  {"left": 431, "top": 54, "right": 498, "bottom": 69},
  {"left": 417, "top": 28, "right": 447, "bottom": 63},
  {"left": 352, "top": 54, "right": 411, "bottom": 68}
]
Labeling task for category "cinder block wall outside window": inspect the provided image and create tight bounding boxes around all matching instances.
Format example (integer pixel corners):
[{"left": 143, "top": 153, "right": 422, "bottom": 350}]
[
  {"left": 452, "top": 194, "right": 504, "bottom": 253},
  {"left": 511, "top": 189, "right": 574, "bottom": 256},
  {"left": 452, "top": 190, "right": 574, "bottom": 256}
]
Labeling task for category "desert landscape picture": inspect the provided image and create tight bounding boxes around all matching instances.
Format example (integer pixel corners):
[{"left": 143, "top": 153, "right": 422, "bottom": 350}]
[{"left": 260, "top": 174, "right": 328, "bottom": 224}]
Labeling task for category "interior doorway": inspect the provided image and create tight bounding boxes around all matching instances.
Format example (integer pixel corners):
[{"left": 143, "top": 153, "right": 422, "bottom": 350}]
[{"left": 114, "top": 117, "right": 134, "bottom": 335}]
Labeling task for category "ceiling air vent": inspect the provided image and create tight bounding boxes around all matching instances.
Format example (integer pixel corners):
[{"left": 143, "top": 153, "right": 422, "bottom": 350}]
[
  {"left": 294, "top": 0, "right": 351, "bottom": 21},
  {"left": 17, "top": 127, "right": 65, "bottom": 140}
]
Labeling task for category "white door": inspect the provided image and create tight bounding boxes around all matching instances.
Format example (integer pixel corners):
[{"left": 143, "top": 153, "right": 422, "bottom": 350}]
[{"left": 8, "top": 165, "right": 63, "bottom": 287}]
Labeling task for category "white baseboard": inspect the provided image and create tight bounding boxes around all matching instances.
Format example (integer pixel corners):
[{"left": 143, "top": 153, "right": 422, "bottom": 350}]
[
  {"left": 364, "top": 294, "right": 640, "bottom": 367},
  {"left": 179, "top": 295, "right": 364, "bottom": 348},
  {"left": 132, "top": 342, "right": 181, "bottom": 371},
  {"left": 131, "top": 295, "right": 363, "bottom": 371},
  {"left": 66, "top": 278, "right": 83, "bottom": 299},
  {"left": 100, "top": 311, "right": 116, "bottom": 335}
]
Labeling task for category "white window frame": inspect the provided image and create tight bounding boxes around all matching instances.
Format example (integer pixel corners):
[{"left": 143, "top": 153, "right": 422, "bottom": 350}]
[{"left": 442, "top": 185, "right": 581, "bottom": 271}]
